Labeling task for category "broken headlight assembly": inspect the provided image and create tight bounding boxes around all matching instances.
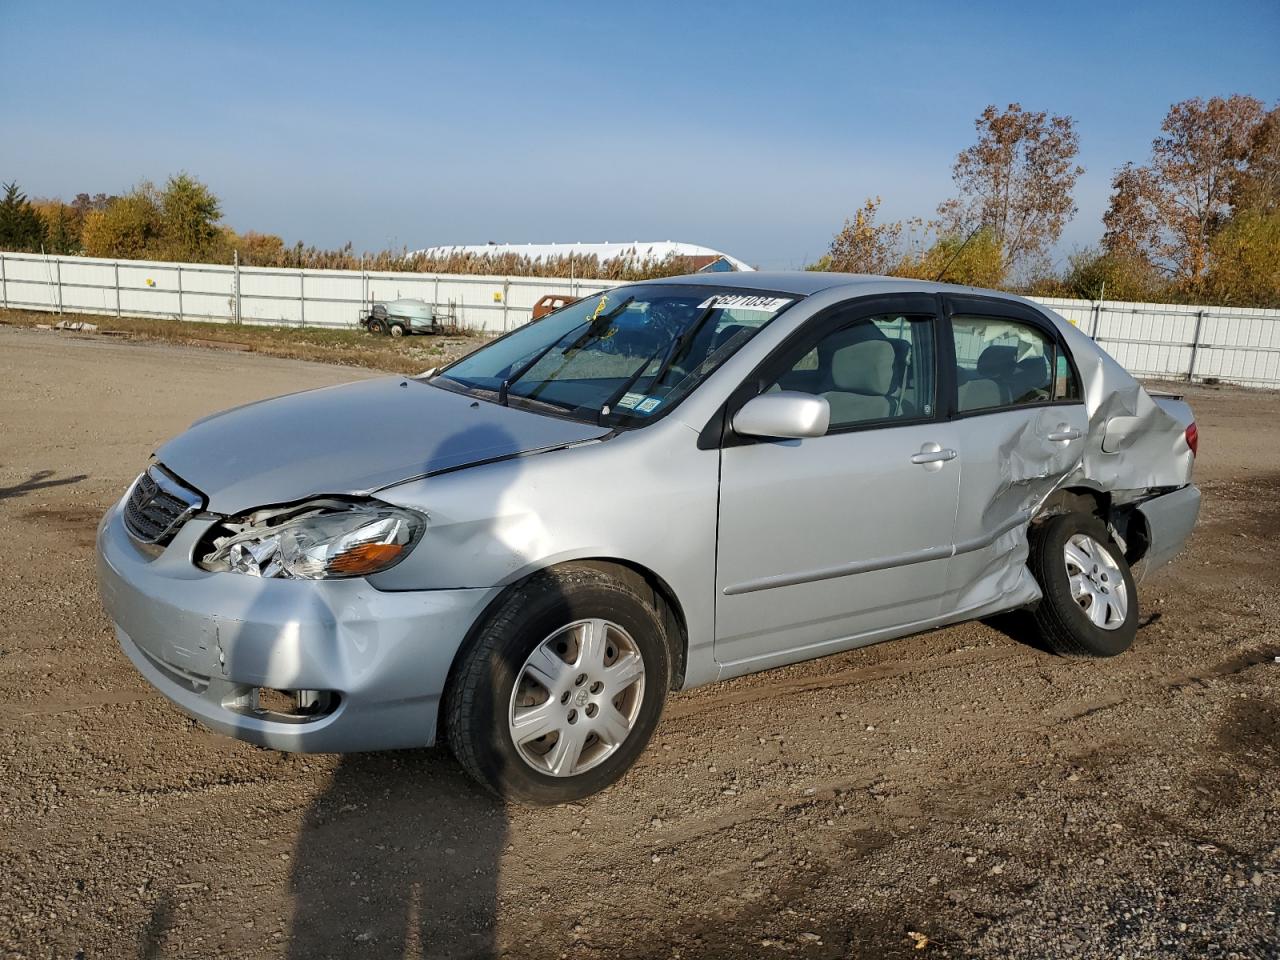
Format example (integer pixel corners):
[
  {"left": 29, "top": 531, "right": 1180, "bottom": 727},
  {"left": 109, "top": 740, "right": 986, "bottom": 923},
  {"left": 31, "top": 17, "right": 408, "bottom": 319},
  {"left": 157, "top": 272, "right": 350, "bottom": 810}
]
[{"left": 199, "top": 500, "right": 425, "bottom": 580}]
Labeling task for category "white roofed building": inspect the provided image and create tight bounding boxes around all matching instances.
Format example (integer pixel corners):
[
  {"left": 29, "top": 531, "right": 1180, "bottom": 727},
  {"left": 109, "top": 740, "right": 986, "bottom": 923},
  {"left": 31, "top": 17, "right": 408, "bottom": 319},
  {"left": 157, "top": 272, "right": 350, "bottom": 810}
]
[{"left": 413, "top": 241, "right": 753, "bottom": 273}]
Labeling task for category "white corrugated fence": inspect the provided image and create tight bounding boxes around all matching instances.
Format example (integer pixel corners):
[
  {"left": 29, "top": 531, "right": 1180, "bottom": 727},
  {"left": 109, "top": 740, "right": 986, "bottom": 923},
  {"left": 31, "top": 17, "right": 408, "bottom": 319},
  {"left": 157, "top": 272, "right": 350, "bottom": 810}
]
[{"left": 2, "top": 251, "right": 1278, "bottom": 388}]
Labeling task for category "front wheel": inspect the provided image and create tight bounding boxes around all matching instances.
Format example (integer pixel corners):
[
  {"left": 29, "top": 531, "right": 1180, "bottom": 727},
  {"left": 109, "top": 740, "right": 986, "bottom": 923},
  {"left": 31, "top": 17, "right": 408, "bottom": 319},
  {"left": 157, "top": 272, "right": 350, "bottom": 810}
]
[
  {"left": 389, "top": 322, "right": 405, "bottom": 338},
  {"left": 1028, "top": 512, "right": 1138, "bottom": 657},
  {"left": 445, "top": 565, "right": 670, "bottom": 804}
]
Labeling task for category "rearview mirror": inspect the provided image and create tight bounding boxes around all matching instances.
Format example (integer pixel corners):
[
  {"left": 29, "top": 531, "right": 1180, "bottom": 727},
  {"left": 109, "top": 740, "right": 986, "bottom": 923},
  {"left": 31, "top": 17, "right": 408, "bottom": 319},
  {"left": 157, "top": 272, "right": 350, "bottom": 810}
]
[{"left": 732, "top": 392, "right": 830, "bottom": 440}]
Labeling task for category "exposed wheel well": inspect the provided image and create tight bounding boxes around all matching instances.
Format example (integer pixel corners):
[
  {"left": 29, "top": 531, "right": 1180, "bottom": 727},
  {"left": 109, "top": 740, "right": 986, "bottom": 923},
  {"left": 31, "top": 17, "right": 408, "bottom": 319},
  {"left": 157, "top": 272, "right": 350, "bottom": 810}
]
[
  {"left": 1033, "top": 486, "right": 1153, "bottom": 563},
  {"left": 1033, "top": 486, "right": 1110, "bottom": 524}
]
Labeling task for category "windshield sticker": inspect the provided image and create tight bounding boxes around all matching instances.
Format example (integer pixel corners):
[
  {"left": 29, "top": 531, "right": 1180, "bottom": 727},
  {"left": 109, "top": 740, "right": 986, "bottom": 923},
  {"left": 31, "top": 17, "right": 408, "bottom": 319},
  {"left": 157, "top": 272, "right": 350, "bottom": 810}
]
[
  {"left": 636, "top": 397, "right": 662, "bottom": 414},
  {"left": 616, "top": 392, "right": 645, "bottom": 410},
  {"left": 697, "top": 295, "right": 793, "bottom": 313},
  {"left": 587, "top": 294, "right": 609, "bottom": 322}
]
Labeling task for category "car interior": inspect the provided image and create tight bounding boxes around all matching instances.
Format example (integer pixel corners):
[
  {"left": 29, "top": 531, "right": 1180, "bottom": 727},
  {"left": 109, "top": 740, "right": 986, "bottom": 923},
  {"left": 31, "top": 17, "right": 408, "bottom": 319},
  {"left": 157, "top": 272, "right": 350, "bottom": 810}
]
[{"left": 770, "top": 315, "right": 931, "bottom": 426}]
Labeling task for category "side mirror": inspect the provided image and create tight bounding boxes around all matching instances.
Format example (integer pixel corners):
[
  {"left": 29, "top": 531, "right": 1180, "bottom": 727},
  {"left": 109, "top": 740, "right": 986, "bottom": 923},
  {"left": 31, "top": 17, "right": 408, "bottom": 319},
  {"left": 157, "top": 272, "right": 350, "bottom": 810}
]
[{"left": 732, "top": 391, "right": 830, "bottom": 440}]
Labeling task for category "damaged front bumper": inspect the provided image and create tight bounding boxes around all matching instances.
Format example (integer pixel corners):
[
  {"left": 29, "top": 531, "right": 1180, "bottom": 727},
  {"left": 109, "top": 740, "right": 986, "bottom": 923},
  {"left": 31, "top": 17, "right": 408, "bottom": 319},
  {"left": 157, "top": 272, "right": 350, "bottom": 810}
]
[{"left": 96, "top": 500, "right": 496, "bottom": 752}]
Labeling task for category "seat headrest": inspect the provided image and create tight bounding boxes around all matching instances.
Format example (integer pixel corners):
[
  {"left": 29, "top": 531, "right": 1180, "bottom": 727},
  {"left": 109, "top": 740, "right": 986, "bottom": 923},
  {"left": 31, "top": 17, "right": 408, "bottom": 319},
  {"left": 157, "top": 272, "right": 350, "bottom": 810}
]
[
  {"left": 977, "top": 344, "right": 1018, "bottom": 378},
  {"left": 711, "top": 323, "right": 747, "bottom": 353},
  {"left": 1016, "top": 355, "right": 1050, "bottom": 380},
  {"left": 830, "top": 338, "right": 894, "bottom": 395}
]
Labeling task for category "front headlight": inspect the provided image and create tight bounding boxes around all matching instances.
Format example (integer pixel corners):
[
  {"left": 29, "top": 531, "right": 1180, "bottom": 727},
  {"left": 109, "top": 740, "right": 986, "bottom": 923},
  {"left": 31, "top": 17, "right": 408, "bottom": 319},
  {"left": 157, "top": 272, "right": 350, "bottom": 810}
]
[{"left": 200, "top": 500, "right": 425, "bottom": 580}]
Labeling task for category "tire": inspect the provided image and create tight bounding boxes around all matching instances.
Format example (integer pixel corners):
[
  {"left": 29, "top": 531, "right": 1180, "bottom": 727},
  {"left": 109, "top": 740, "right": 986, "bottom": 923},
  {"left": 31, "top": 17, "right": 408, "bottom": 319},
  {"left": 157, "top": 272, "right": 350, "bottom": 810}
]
[
  {"left": 367, "top": 319, "right": 387, "bottom": 335},
  {"left": 1028, "top": 512, "right": 1138, "bottom": 657},
  {"left": 389, "top": 322, "right": 405, "bottom": 338},
  {"left": 445, "top": 564, "right": 671, "bottom": 804}
]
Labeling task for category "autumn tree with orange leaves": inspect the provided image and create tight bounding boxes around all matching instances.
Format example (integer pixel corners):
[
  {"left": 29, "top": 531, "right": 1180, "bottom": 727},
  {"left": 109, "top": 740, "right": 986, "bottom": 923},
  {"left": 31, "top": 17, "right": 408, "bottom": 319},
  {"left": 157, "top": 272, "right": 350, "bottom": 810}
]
[
  {"left": 1103, "top": 95, "right": 1269, "bottom": 287},
  {"left": 939, "top": 103, "right": 1083, "bottom": 281}
]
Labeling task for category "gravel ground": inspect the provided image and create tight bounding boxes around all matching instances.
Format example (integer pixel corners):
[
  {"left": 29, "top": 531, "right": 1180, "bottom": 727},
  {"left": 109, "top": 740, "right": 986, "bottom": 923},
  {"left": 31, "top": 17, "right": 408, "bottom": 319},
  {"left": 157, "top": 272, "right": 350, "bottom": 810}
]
[{"left": 0, "top": 326, "right": 1277, "bottom": 960}]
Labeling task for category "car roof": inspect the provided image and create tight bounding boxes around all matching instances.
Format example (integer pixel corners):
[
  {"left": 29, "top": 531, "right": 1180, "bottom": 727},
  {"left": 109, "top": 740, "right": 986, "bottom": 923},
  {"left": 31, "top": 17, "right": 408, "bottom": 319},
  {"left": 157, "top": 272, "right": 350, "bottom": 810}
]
[{"left": 632, "top": 270, "right": 1035, "bottom": 303}]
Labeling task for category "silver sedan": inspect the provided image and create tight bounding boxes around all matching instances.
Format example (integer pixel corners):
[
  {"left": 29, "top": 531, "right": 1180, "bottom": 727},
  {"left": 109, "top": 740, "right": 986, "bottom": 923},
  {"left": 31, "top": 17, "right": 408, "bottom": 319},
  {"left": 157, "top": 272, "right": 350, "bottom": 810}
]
[{"left": 96, "top": 273, "right": 1200, "bottom": 803}]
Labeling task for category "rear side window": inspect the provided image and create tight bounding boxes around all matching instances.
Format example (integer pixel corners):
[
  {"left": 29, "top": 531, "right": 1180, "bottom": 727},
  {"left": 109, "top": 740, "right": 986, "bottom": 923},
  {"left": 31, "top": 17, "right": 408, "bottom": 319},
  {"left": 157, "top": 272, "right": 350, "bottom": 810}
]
[
  {"left": 768, "top": 314, "right": 936, "bottom": 429},
  {"left": 952, "top": 315, "right": 1079, "bottom": 413}
]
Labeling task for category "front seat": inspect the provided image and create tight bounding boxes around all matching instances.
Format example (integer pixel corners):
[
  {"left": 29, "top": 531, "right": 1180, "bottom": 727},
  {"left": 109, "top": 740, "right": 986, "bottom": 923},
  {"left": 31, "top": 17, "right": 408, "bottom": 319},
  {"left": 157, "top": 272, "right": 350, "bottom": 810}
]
[{"left": 820, "top": 338, "right": 895, "bottom": 424}]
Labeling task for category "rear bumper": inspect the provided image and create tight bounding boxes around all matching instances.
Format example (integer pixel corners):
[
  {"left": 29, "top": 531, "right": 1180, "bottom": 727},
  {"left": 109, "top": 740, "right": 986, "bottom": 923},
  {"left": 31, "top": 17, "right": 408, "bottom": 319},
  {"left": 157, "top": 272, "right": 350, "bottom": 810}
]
[
  {"left": 96, "top": 500, "right": 497, "bottom": 752},
  {"left": 1133, "top": 484, "right": 1201, "bottom": 582}
]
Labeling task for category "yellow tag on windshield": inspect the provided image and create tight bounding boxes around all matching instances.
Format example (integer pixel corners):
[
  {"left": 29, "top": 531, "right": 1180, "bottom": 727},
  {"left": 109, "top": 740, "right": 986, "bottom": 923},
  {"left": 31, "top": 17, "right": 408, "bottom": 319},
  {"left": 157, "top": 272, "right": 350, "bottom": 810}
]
[{"left": 588, "top": 295, "right": 608, "bottom": 323}]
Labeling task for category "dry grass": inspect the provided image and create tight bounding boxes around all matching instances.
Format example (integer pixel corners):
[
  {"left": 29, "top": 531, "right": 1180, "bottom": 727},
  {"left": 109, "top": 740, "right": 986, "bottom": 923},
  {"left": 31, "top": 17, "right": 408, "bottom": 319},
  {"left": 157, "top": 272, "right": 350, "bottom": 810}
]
[{"left": 0, "top": 308, "right": 488, "bottom": 375}]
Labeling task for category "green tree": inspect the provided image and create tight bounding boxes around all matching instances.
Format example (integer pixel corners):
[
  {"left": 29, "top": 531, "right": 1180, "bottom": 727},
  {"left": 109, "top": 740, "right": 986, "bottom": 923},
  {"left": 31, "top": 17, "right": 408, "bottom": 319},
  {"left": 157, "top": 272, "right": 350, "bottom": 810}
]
[
  {"left": 1205, "top": 209, "right": 1280, "bottom": 306},
  {"left": 156, "top": 173, "right": 223, "bottom": 261},
  {"left": 81, "top": 183, "right": 162, "bottom": 259},
  {"left": 897, "top": 227, "right": 1007, "bottom": 288},
  {"left": 0, "top": 181, "right": 46, "bottom": 251},
  {"left": 35, "top": 201, "right": 81, "bottom": 254}
]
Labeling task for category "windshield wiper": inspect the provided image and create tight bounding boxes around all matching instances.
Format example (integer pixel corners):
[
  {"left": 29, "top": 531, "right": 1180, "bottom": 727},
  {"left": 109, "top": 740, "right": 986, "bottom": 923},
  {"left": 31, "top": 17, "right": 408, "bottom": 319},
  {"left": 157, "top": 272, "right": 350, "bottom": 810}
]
[
  {"left": 495, "top": 296, "right": 637, "bottom": 406},
  {"left": 561, "top": 296, "right": 635, "bottom": 355},
  {"left": 597, "top": 341, "right": 673, "bottom": 424},
  {"left": 642, "top": 303, "right": 718, "bottom": 394},
  {"left": 498, "top": 330, "right": 577, "bottom": 406},
  {"left": 598, "top": 302, "right": 719, "bottom": 424}
]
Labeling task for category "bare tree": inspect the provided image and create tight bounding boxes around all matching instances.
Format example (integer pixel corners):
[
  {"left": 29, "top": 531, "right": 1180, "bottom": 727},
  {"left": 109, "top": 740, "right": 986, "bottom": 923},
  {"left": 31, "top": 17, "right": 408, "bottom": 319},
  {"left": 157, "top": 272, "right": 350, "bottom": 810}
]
[
  {"left": 1231, "top": 106, "right": 1280, "bottom": 215},
  {"left": 1104, "top": 94, "right": 1267, "bottom": 283},
  {"left": 821, "top": 197, "right": 907, "bottom": 274},
  {"left": 941, "top": 103, "right": 1083, "bottom": 279}
]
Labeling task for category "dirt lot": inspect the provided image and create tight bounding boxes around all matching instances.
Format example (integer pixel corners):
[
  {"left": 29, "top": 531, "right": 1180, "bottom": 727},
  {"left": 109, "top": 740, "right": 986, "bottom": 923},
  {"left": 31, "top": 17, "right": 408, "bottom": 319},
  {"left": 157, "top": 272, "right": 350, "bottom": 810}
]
[
  {"left": 0, "top": 308, "right": 486, "bottom": 377},
  {"left": 1, "top": 325, "right": 1278, "bottom": 960}
]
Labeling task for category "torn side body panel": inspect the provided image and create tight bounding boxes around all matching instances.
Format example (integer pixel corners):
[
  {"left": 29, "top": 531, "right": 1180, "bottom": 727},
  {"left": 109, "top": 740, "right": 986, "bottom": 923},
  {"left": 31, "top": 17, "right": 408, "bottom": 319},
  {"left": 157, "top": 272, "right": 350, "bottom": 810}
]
[{"left": 942, "top": 302, "right": 1197, "bottom": 615}]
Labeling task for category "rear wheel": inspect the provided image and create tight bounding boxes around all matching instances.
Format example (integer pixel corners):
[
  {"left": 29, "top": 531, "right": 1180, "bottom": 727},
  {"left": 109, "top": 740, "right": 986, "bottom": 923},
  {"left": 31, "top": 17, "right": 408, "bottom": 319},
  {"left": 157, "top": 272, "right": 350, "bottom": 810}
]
[
  {"left": 445, "top": 565, "right": 670, "bottom": 804},
  {"left": 367, "top": 319, "right": 387, "bottom": 335},
  {"left": 1028, "top": 512, "right": 1138, "bottom": 657}
]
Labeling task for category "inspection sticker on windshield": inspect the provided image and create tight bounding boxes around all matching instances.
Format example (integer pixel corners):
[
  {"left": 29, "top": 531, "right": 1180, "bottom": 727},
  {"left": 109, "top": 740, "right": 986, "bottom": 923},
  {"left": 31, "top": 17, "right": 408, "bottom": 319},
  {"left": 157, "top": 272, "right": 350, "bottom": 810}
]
[
  {"left": 616, "top": 392, "right": 645, "bottom": 410},
  {"left": 697, "top": 295, "right": 793, "bottom": 312}
]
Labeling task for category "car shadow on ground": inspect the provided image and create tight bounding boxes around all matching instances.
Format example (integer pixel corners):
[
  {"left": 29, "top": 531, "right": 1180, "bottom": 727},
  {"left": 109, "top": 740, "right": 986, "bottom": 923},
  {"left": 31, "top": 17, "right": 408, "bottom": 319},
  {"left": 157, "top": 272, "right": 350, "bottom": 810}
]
[
  {"left": 286, "top": 750, "right": 507, "bottom": 960},
  {"left": 0, "top": 468, "right": 88, "bottom": 501}
]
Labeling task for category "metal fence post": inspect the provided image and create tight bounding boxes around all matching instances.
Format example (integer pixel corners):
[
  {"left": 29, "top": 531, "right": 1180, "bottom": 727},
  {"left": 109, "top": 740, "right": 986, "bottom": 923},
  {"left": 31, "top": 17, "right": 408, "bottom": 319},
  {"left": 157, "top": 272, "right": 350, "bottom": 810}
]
[
  {"left": 299, "top": 271, "right": 305, "bottom": 326},
  {"left": 233, "top": 250, "right": 241, "bottom": 324},
  {"left": 55, "top": 257, "right": 63, "bottom": 314},
  {"left": 114, "top": 260, "right": 122, "bottom": 317},
  {"left": 1090, "top": 301, "right": 1101, "bottom": 338},
  {"left": 177, "top": 265, "right": 184, "bottom": 321},
  {"left": 0, "top": 253, "right": 7, "bottom": 310},
  {"left": 1187, "top": 310, "right": 1206, "bottom": 382},
  {"left": 502, "top": 278, "right": 510, "bottom": 331}
]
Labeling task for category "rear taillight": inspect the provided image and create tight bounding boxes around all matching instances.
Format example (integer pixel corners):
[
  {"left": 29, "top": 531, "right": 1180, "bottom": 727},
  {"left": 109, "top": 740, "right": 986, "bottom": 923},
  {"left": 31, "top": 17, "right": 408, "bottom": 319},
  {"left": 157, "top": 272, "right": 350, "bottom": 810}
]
[{"left": 1185, "top": 422, "right": 1198, "bottom": 457}]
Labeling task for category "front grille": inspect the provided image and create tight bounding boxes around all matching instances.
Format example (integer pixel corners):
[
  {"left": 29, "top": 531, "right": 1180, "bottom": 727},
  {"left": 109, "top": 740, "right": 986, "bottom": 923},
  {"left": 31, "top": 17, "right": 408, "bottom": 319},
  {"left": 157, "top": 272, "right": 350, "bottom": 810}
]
[{"left": 123, "top": 464, "right": 204, "bottom": 546}]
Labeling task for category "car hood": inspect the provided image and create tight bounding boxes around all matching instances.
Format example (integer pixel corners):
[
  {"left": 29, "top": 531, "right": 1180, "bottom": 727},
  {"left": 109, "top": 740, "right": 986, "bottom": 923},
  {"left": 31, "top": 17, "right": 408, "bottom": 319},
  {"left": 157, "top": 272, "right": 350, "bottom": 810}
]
[{"left": 156, "top": 377, "right": 611, "bottom": 514}]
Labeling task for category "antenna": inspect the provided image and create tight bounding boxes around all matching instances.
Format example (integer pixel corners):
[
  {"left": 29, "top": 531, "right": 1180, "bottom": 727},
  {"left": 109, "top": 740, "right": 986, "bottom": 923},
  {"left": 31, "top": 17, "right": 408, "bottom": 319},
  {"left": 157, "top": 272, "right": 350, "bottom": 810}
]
[{"left": 932, "top": 225, "right": 983, "bottom": 283}]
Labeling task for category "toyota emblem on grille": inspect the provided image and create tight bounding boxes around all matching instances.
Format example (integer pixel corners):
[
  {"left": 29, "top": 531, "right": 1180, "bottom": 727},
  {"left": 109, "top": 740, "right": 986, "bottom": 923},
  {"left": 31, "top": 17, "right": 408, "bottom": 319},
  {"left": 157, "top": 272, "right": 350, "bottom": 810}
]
[{"left": 122, "top": 464, "right": 204, "bottom": 546}]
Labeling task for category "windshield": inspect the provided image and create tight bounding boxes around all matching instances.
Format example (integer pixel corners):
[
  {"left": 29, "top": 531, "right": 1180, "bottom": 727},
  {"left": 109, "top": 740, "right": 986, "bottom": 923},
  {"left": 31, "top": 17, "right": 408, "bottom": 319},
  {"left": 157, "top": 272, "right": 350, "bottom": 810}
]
[{"left": 433, "top": 284, "right": 800, "bottom": 426}]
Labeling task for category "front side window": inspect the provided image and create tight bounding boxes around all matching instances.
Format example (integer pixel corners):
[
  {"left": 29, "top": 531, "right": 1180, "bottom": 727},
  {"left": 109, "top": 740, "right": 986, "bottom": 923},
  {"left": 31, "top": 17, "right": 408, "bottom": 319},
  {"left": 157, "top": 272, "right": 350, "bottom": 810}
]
[
  {"left": 435, "top": 285, "right": 799, "bottom": 426},
  {"left": 767, "top": 314, "right": 936, "bottom": 429},
  {"left": 952, "top": 315, "right": 1079, "bottom": 413}
]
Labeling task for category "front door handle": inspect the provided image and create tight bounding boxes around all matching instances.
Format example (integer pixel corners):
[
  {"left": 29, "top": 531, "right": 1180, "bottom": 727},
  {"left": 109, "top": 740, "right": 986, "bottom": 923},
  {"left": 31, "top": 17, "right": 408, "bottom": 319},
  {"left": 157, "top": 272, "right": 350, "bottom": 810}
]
[
  {"left": 1047, "top": 425, "right": 1082, "bottom": 442},
  {"left": 911, "top": 442, "right": 958, "bottom": 468}
]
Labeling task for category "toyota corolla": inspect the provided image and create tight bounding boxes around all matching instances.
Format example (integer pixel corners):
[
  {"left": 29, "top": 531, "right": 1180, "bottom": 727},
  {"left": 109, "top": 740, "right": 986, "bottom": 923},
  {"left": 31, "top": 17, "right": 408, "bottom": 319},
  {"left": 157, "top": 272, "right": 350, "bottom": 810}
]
[{"left": 96, "top": 273, "right": 1200, "bottom": 803}]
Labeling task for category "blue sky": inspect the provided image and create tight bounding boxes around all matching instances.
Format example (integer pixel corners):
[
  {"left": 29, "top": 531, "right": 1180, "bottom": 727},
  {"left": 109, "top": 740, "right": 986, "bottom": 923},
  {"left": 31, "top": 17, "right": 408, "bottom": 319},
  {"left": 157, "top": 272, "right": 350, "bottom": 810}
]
[{"left": 2, "top": 1, "right": 1277, "bottom": 268}]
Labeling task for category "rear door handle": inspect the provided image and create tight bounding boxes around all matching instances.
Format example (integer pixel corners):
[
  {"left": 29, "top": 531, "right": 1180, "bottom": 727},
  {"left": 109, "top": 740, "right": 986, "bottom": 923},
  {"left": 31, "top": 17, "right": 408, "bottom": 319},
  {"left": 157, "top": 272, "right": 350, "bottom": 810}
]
[{"left": 1047, "top": 426, "right": 1082, "bottom": 442}]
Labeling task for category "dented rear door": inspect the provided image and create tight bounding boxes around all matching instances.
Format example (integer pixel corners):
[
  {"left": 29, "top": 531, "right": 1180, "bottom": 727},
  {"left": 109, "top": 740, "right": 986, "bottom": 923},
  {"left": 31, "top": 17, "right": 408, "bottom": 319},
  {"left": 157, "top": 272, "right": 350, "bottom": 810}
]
[{"left": 940, "top": 296, "right": 1090, "bottom": 614}]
